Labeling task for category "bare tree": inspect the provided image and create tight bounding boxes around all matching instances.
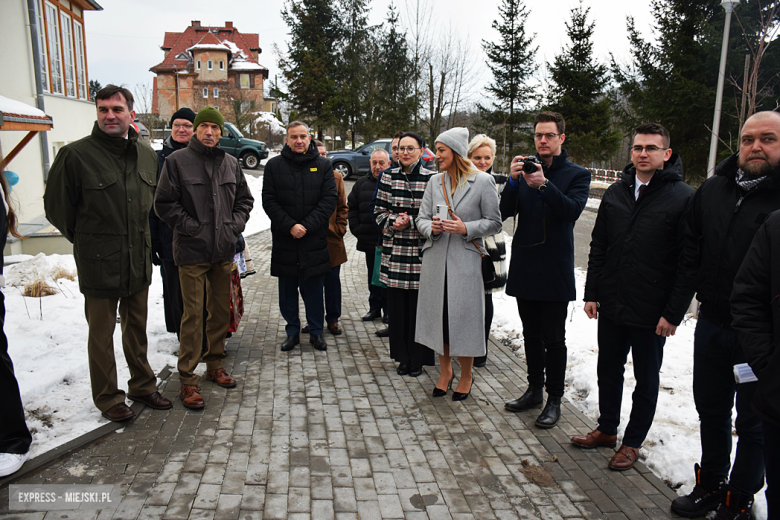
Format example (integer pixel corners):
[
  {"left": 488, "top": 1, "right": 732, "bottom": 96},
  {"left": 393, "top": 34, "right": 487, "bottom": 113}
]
[{"left": 402, "top": 0, "right": 434, "bottom": 131}]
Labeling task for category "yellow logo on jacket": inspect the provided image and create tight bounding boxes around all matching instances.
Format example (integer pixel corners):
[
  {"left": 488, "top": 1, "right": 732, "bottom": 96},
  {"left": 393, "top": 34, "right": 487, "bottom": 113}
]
[{"left": 310, "top": 168, "right": 317, "bottom": 171}]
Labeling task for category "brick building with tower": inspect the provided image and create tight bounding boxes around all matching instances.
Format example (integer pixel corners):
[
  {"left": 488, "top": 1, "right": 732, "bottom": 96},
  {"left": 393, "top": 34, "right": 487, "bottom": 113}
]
[{"left": 151, "top": 21, "right": 268, "bottom": 124}]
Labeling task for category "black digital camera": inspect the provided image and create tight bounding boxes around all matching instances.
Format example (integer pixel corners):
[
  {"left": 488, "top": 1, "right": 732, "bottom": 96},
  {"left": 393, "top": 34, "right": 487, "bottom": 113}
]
[{"left": 521, "top": 156, "right": 541, "bottom": 174}]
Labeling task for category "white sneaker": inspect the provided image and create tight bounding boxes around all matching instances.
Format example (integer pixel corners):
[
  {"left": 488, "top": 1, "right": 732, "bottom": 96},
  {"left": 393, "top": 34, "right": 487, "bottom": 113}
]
[{"left": 0, "top": 452, "right": 29, "bottom": 477}]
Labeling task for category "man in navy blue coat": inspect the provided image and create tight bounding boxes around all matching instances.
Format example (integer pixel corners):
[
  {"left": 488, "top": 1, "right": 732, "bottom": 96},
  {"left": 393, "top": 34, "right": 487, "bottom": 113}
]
[{"left": 502, "top": 112, "right": 591, "bottom": 428}]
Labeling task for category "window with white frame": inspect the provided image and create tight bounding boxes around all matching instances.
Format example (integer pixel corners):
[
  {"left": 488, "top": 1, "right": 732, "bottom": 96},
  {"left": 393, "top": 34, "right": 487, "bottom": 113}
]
[
  {"left": 203, "top": 88, "right": 208, "bottom": 98},
  {"left": 34, "top": 0, "right": 49, "bottom": 92},
  {"left": 196, "top": 60, "right": 201, "bottom": 70},
  {"left": 45, "top": 1, "right": 63, "bottom": 94},
  {"left": 207, "top": 60, "right": 213, "bottom": 70},
  {"left": 73, "top": 21, "right": 87, "bottom": 98},
  {"left": 219, "top": 60, "right": 224, "bottom": 70},
  {"left": 213, "top": 87, "right": 219, "bottom": 98},
  {"left": 60, "top": 11, "right": 76, "bottom": 97}
]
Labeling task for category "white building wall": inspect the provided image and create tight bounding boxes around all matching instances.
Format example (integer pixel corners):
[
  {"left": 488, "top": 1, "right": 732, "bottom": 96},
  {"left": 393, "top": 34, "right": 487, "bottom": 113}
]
[{"left": 0, "top": 0, "right": 96, "bottom": 225}]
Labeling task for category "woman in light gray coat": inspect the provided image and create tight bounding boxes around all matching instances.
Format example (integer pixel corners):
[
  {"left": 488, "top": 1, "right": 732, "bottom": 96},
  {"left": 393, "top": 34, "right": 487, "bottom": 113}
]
[{"left": 415, "top": 128, "right": 502, "bottom": 401}]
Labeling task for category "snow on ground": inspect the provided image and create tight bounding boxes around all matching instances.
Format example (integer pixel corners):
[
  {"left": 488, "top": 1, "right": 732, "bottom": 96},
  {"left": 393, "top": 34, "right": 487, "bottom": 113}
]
[
  {"left": 260, "top": 150, "right": 278, "bottom": 167},
  {"left": 2, "top": 194, "right": 273, "bottom": 460},
  {"left": 490, "top": 236, "right": 768, "bottom": 519}
]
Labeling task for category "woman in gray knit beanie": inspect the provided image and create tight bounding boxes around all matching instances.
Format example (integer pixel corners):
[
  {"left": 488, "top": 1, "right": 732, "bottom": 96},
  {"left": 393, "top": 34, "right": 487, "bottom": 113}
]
[{"left": 413, "top": 128, "right": 502, "bottom": 401}]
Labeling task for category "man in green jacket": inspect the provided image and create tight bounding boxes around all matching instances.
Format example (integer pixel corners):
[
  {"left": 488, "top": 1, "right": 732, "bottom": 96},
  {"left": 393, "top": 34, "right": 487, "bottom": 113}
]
[{"left": 44, "top": 85, "right": 172, "bottom": 422}]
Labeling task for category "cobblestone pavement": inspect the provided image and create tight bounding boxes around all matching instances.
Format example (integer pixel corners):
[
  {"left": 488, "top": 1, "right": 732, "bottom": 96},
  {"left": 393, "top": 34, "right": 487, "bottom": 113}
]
[{"left": 0, "top": 231, "right": 681, "bottom": 519}]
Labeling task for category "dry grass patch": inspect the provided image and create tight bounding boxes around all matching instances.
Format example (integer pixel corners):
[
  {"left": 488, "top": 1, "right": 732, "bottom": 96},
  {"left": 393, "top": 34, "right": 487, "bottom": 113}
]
[
  {"left": 23, "top": 276, "right": 57, "bottom": 297},
  {"left": 51, "top": 266, "right": 76, "bottom": 281}
]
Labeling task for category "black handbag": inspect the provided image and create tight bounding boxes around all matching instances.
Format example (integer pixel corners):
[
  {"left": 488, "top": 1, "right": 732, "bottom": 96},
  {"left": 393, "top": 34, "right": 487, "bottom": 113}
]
[{"left": 440, "top": 177, "right": 496, "bottom": 285}]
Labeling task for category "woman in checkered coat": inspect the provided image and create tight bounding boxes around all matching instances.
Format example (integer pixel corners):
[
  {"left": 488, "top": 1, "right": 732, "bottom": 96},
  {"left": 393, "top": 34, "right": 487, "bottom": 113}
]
[{"left": 374, "top": 132, "right": 437, "bottom": 377}]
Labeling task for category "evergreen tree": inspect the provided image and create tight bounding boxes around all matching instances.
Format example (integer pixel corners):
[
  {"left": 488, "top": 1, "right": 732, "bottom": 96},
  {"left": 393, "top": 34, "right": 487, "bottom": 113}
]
[
  {"left": 480, "top": 0, "right": 538, "bottom": 156},
  {"left": 89, "top": 80, "right": 101, "bottom": 100},
  {"left": 278, "top": 0, "right": 343, "bottom": 139},
  {"left": 546, "top": 3, "right": 620, "bottom": 166},
  {"left": 373, "top": 3, "right": 416, "bottom": 136},
  {"left": 612, "top": 0, "right": 780, "bottom": 181},
  {"left": 335, "top": 0, "right": 372, "bottom": 148}
]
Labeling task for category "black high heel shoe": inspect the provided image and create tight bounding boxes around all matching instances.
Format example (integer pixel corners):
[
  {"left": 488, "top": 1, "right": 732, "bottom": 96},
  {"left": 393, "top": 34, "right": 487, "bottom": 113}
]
[
  {"left": 452, "top": 379, "right": 473, "bottom": 402},
  {"left": 432, "top": 375, "right": 454, "bottom": 398}
]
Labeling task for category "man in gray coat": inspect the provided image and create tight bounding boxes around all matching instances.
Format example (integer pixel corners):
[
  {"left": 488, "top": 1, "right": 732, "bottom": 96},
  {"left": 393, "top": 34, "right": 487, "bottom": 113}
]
[{"left": 155, "top": 106, "right": 254, "bottom": 410}]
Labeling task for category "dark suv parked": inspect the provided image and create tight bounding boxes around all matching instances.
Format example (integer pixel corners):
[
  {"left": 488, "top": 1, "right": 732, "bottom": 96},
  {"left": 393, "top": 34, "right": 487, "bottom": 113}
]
[
  {"left": 327, "top": 138, "right": 435, "bottom": 180},
  {"left": 219, "top": 122, "right": 269, "bottom": 169}
]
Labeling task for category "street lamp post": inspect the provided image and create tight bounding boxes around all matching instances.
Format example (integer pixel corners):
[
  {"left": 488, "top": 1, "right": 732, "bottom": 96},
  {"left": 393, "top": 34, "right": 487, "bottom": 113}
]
[{"left": 707, "top": 0, "right": 741, "bottom": 177}]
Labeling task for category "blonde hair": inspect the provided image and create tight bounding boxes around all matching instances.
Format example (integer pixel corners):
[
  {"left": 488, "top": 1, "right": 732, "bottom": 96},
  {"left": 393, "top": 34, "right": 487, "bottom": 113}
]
[
  {"left": 447, "top": 154, "right": 478, "bottom": 196},
  {"left": 467, "top": 134, "right": 497, "bottom": 158}
]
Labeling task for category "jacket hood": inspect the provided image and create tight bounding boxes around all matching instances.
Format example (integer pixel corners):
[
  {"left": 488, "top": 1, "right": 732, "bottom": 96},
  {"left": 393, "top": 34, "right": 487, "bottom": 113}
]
[
  {"left": 187, "top": 134, "right": 225, "bottom": 157},
  {"left": 281, "top": 140, "right": 320, "bottom": 164},
  {"left": 620, "top": 152, "right": 684, "bottom": 184}
]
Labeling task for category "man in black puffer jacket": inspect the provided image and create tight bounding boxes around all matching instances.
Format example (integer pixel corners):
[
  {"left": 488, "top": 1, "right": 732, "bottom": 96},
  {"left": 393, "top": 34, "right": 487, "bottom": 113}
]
[
  {"left": 731, "top": 210, "right": 780, "bottom": 520},
  {"left": 571, "top": 123, "right": 694, "bottom": 472},
  {"left": 348, "top": 148, "right": 390, "bottom": 322},
  {"left": 262, "top": 121, "right": 337, "bottom": 352},
  {"left": 672, "top": 111, "right": 780, "bottom": 520}
]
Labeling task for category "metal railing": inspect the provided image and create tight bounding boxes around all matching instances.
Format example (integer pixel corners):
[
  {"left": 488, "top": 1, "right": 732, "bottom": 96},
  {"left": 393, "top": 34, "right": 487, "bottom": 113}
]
[{"left": 590, "top": 168, "right": 621, "bottom": 184}]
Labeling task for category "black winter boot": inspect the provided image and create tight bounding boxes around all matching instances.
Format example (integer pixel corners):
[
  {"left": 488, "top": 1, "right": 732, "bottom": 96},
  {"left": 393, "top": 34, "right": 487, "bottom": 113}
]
[
  {"left": 535, "top": 396, "right": 561, "bottom": 429},
  {"left": 505, "top": 385, "right": 544, "bottom": 412},
  {"left": 711, "top": 483, "right": 754, "bottom": 520},
  {"left": 671, "top": 463, "right": 724, "bottom": 518}
]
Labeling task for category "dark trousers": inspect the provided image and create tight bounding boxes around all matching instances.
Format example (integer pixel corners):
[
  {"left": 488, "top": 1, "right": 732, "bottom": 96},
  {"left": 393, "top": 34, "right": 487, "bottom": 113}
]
[
  {"left": 0, "top": 291, "right": 32, "bottom": 454},
  {"left": 475, "top": 293, "right": 493, "bottom": 365},
  {"left": 386, "top": 288, "right": 435, "bottom": 369},
  {"left": 324, "top": 265, "right": 342, "bottom": 324},
  {"left": 516, "top": 299, "right": 569, "bottom": 398},
  {"left": 279, "top": 275, "right": 326, "bottom": 336},
  {"left": 364, "top": 251, "right": 387, "bottom": 314},
  {"left": 693, "top": 317, "right": 765, "bottom": 494},
  {"left": 764, "top": 418, "right": 780, "bottom": 519},
  {"left": 159, "top": 259, "right": 183, "bottom": 336},
  {"left": 596, "top": 316, "right": 665, "bottom": 448},
  {"left": 84, "top": 288, "right": 158, "bottom": 411}
]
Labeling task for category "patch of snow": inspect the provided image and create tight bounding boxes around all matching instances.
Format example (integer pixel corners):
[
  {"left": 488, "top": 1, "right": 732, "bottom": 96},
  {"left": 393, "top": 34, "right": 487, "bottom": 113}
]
[
  {"left": 4, "top": 253, "right": 76, "bottom": 288},
  {"left": 254, "top": 112, "right": 285, "bottom": 135},
  {"left": 491, "top": 236, "right": 768, "bottom": 519},
  {"left": 187, "top": 43, "right": 229, "bottom": 52},
  {"left": 260, "top": 150, "right": 278, "bottom": 167},
  {"left": 221, "top": 40, "right": 244, "bottom": 58},
  {"left": 586, "top": 197, "right": 601, "bottom": 211},
  {"left": 4, "top": 254, "right": 34, "bottom": 266},
  {"left": 150, "top": 139, "right": 163, "bottom": 151},
  {"left": 230, "top": 61, "right": 264, "bottom": 71},
  {"left": 0, "top": 95, "right": 47, "bottom": 118},
  {"left": 242, "top": 174, "right": 270, "bottom": 237}
]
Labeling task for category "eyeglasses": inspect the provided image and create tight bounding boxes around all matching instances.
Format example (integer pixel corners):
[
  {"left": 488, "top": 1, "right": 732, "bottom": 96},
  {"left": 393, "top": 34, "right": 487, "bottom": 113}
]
[
  {"left": 631, "top": 145, "right": 667, "bottom": 153},
  {"left": 391, "top": 146, "right": 399, "bottom": 151},
  {"left": 398, "top": 146, "right": 420, "bottom": 153},
  {"left": 534, "top": 133, "right": 561, "bottom": 140},
  {"left": 173, "top": 123, "right": 193, "bottom": 129}
]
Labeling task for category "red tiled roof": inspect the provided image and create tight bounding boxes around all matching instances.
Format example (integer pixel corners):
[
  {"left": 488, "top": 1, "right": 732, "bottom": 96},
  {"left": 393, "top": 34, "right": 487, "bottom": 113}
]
[{"left": 151, "top": 24, "right": 266, "bottom": 73}]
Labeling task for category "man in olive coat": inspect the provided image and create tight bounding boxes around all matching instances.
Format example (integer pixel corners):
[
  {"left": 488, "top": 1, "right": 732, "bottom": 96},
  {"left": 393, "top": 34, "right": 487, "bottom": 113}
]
[
  {"left": 44, "top": 85, "right": 172, "bottom": 422},
  {"left": 155, "top": 106, "right": 254, "bottom": 410}
]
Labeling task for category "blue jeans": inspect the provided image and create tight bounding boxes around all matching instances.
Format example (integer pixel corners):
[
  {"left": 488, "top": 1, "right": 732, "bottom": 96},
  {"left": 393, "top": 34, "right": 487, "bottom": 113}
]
[
  {"left": 693, "top": 317, "right": 765, "bottom": 494},
  {"left": 324, "top": 265, "right": 341, "bottom": 324},
  {"left": 596, "top": 316, "right": 665, "bottom": 448},
  {"left": 279, "top": 275, "right": 326, "bottom": 336}
]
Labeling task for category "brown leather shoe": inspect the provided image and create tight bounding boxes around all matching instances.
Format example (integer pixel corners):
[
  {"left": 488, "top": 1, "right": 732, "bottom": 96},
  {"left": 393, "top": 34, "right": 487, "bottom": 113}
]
[
  {"left": 101, "top": 403, "right": 135, "bottom": 422},
  {"left": 571, "top": 429, "right": 618, "bottom": 449},
  {"left": 609, "top": 444, "right": 640, "bottom": 471},
  {"left": 206, "top": 368, "right": 237, "bottom": 388},
  {"left": 128, "top": 391, "right": 173, "bottom": 410},
  {"left": 179, "top": 384, "right": 205, "bottom": 409},
  {"left": 327, "top": 322, "right": 343, "bottom": 335}
]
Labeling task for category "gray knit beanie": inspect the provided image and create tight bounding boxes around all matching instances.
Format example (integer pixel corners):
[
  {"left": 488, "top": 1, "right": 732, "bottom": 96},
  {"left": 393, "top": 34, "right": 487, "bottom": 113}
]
[{"left": 435, "top": 127, "right": 469, "bottom": 158}]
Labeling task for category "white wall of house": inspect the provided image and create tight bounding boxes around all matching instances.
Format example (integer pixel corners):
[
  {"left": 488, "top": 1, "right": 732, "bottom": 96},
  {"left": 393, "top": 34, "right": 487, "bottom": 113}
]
[{"left": 0, "top": 0, "right": 96, "bottom": 226}]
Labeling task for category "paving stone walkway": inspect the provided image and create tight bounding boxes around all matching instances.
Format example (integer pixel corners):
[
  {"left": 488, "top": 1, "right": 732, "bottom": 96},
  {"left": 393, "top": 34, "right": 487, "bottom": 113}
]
[{"left": 0, "top": 231, "right": 681, "bottom": 520}]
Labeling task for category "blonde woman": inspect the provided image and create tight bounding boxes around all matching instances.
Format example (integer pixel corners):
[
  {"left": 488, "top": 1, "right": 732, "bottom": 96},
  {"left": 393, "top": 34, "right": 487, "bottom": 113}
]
[
  {"left": 467, "top": 135, "right": 508, "bottom": 368},
  {"left": 415, "top": 128, "right": 502, "bottom": 401}
]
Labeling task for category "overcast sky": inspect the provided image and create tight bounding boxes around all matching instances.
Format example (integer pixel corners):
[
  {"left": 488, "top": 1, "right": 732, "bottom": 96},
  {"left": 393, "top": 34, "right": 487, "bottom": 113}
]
[{"left": 84, "top": 0, "right": 657, "bottom": 107}]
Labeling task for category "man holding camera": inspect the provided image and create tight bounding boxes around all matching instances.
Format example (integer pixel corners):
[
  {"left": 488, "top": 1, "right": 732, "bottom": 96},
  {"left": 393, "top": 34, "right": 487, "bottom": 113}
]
[{"left": 501, "top": 112, "right": 591, "bottom": 428}]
